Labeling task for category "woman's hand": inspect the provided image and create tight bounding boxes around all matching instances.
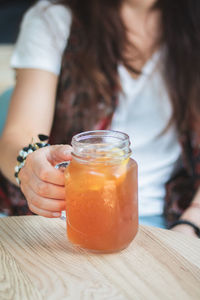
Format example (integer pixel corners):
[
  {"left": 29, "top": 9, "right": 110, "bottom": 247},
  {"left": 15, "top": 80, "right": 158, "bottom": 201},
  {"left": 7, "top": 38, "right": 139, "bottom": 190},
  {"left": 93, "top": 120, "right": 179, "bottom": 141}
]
[
  {"left": 171, "top": 224, "right": 197, "bottom": 238},
  {"left": 19, "top": 145, "right": 72, "bottom": 218},
  {"left": 171, "top": 197, "right": 200, "bottom": 238}
]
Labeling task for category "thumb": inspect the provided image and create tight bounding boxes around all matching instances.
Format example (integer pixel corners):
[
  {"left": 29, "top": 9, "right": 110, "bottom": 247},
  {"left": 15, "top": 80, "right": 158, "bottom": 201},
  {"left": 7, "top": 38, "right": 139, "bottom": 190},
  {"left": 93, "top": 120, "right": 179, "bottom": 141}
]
[{"left": 47, "top": 144, "right": 73, "bottom": 165}]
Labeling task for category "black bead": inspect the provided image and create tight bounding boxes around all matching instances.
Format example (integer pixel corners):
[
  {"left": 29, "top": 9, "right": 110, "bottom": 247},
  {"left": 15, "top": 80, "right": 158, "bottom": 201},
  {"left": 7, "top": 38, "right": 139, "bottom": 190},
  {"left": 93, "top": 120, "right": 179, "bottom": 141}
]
[
  {"left": 17, "top": 156, "right": 24, "bottom": 163},
  {"left": 38, "top": 134, "right": 49, "bottom": 142},
  {"left": 14, "top": 172, "right": 18, "bottom": 177},
  {"left": 23, "top": 147, "right": 29, "bottom": 151},
  {"left": 36, "top": 143, "right": 43, "bottom": 147}
]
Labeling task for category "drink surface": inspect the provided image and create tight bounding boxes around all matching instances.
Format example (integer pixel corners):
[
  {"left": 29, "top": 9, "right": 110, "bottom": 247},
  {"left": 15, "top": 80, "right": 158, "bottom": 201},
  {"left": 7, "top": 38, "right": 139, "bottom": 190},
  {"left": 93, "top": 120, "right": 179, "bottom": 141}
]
[{"left": 65, "top": 157, "right": 138, "bottom": 252}]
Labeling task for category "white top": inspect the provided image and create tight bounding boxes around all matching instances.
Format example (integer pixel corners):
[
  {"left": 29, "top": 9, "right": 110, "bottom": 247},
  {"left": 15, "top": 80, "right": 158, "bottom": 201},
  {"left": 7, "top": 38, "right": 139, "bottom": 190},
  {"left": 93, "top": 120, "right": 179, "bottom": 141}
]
[{"left": 11, "top": 0, "right": 181, "bottom": 216}]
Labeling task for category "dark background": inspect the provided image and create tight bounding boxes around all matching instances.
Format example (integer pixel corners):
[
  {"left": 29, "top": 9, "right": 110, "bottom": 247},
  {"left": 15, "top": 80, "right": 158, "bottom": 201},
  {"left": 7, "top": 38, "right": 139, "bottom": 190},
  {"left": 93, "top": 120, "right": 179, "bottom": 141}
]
[{"left": 0, "top": 0, "right": 35, "bottom": 43}]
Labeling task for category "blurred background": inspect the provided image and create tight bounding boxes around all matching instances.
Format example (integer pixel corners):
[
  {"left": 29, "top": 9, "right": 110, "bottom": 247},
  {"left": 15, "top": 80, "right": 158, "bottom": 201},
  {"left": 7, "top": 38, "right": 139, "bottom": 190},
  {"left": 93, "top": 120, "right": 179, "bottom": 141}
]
[
  {"left": 0, "top": 0, "right": 34, "bottom": 91},
  {"left": 0, "top": 0, "right": 34, "bottom": 132}
]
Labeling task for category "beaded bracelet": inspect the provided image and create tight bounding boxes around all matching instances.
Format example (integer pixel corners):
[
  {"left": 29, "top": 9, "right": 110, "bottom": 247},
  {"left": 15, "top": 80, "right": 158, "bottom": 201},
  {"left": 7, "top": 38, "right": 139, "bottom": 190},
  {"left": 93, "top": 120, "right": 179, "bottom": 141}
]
[
  {"left": 169, "top": 219, "right": 200, "bottom": 238},
  {"left": 14, "top": 134, "right": 50, "bottom": 185}
]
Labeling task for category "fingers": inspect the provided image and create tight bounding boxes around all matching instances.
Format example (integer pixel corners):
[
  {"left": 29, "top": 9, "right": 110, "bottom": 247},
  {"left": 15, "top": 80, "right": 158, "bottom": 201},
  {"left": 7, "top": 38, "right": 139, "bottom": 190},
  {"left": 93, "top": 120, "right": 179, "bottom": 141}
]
[
  {"left": 28, "top": 203, "right": 63, "bottom": 218},
  {"left": 171, "top": 225, "right": 197, "bottom": 238},
  {"left": 29, "top": 153, "right": 66, "bottom": 186},
  {"left": 21, "top": 183, "right": 66, "bottom": 218},
  {"left": 18, "top": 145, "right": 71, "bottom": 217},
  {"left": 47, "top": 144, "right": 72, "bottom": 165},
  {"left": 24, "top": 144, "right": 72, "bottom": 186},
  {"left": 26, "top": 170, "right": 65, "bottom": 200},
  {"left": 20, "top": 159, "right": 66, "bottom": 217}
]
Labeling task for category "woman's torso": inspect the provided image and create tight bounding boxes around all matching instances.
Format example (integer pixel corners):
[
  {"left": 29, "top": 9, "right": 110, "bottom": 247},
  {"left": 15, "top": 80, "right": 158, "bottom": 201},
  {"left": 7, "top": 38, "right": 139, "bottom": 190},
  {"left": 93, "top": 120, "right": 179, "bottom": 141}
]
[{"left": 2, "top": 0, "right": 181, "bottom": 216}]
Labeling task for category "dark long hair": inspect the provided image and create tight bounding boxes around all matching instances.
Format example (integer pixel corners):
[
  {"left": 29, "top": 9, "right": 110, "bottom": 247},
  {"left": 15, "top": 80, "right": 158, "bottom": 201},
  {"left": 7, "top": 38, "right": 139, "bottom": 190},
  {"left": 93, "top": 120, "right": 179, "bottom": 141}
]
[{"left": 55, "top": 0, "right": 200, "bottom": 134}]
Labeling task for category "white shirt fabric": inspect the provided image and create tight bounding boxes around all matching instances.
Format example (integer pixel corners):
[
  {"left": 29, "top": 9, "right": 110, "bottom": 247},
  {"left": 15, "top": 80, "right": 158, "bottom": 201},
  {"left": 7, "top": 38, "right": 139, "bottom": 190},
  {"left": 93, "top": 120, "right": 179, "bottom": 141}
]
[
  {"left": 11, "top": 0, "right": 181, "bottom": 216},
  {"left": 11, "top": 0, "right": 72, "bottom": 75}
]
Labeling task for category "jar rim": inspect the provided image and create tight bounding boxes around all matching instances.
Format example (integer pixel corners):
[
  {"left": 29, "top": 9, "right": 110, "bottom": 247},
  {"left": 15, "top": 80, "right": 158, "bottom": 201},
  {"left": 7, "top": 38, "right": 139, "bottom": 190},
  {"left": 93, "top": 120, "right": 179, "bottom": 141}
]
[
  {"left": 72, "top": 130, "right": 130, "bottom": 144},
  {"left": 71, "top": 130, "right": 131, "bottom": 163}
]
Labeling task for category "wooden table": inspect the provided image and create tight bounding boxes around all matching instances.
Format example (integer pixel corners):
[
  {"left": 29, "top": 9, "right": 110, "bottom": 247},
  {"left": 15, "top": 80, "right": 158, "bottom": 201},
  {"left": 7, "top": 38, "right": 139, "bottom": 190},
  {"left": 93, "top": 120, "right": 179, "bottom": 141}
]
[{"left": 0, "top": 216, "right": 200, "bottom": 300}]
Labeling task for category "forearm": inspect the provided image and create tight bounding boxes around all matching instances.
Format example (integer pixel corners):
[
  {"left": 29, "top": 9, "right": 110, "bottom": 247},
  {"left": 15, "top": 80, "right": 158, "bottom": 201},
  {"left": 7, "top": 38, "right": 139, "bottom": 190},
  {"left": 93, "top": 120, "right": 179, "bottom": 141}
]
[
  {"left": 0, "top": 131, "right": 41, "bottom": 185},
  {"left": 0, "top": 69, "right": 58, "bottom": 186}
]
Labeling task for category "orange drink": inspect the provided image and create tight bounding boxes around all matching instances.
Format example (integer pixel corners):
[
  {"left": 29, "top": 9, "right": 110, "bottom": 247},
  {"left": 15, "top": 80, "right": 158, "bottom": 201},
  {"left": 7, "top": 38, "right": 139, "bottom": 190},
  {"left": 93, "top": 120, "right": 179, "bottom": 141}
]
[{"left": 65, "top": 130, "right": 138, "bottom": 252}]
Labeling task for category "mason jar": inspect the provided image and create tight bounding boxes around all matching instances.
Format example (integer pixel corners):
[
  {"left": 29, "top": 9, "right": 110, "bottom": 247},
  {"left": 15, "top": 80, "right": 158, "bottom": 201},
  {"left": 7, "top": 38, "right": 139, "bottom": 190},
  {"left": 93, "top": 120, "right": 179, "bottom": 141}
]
[{"left": 64, "top": 130, "right": 138, "bottom": 253}]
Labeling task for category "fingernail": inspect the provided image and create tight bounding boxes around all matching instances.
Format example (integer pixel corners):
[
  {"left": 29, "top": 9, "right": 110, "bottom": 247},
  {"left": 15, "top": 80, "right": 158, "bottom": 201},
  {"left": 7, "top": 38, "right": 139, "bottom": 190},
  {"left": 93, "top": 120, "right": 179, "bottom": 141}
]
[{"left": 52, "top": 212, "right": 61, "bottom": 217}]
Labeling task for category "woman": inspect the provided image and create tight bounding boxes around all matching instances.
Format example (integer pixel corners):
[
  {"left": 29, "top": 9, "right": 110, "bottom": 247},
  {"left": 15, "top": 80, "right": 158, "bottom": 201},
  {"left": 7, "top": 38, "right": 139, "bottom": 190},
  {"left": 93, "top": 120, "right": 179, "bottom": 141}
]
[{"left": 0, "top": 0, "right": 199, "bottom": 237}]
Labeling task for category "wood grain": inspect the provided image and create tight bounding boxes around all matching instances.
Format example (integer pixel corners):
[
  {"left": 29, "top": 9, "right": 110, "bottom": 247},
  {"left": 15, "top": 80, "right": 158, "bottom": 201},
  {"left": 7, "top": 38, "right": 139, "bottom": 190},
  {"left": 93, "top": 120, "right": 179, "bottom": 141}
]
[{"left": 0, "top": 216, "right": 200, "bottom": 300}]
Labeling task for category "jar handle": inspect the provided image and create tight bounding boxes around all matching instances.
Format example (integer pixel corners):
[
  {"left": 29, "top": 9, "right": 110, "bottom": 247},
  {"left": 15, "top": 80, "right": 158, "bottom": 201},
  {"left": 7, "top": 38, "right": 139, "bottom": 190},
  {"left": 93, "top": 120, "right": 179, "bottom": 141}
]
[
  {"left": 55, "top": 161, "right": 70, "bottom": 171},
  {"left": 55, "top": 161, "right": 70, "bottom": 220}
]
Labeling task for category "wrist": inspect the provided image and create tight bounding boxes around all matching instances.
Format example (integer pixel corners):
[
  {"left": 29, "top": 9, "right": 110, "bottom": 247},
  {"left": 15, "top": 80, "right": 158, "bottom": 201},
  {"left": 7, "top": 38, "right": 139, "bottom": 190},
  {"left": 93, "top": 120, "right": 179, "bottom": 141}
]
[
  {"left": 14, "top": 134, "right": 50, "bottom": 185},
  {"left": 180, "top": 205, "right": 200, "bottom": 228},
  {"left": 169, "top": 219, "right": 200, "bottom": 238}
]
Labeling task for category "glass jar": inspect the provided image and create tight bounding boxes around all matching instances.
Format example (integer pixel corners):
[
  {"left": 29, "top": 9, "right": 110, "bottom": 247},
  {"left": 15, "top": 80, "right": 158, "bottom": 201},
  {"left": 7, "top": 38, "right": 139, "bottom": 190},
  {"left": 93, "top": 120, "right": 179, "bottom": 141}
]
[{"left": 64, "top": 130, "right": 138, "bottom": 253}]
